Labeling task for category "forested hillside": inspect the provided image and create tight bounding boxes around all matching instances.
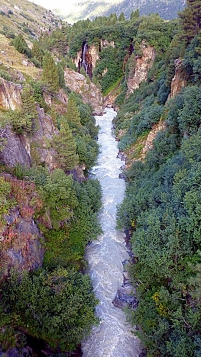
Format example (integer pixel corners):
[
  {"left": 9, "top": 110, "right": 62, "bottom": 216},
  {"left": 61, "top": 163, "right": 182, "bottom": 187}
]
[
  {"left": 0, "top": 0, "right": 201, "bottom": 355},
  {"left": 114, "top": 1, "right": 201, "bottom": 356}
]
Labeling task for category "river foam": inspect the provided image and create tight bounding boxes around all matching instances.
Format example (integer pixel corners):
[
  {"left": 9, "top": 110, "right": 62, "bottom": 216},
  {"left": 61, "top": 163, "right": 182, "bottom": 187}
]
[{"left": 81, "top": 108, "right": 141, "bottom": 357}]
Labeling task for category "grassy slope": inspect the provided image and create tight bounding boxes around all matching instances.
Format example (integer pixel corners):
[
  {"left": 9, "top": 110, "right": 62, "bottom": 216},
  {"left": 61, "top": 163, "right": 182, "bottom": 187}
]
[
  {"left": 0, "top": 34, "right": 40, "bottom": 79},
  {"left": 0, "top": 0, "right": 62, "bottom": 42}
]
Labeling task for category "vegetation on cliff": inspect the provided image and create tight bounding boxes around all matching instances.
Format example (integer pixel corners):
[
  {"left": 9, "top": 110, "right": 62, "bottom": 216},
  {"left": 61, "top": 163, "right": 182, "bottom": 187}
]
[
  {"left": 1, "top": 0, "right": 201, "bottom": 355},
  {"left": 114, "top": 1, "right": 201, "bottom": 356},
  {"left": 0, "top": 6, "right": 101, "bottom": 354}
]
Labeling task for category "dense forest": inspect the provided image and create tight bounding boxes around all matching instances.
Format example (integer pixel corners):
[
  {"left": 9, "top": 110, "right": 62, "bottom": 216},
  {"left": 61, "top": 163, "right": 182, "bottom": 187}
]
[{"left": 0, "top": 0, "right": 201, "bottom": 355}]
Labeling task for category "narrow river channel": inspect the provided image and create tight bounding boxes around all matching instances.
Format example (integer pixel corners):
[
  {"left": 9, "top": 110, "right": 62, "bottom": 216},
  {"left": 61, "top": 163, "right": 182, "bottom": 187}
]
[{"left": 81, "top": 108, "right": 141, "bottom": 357}]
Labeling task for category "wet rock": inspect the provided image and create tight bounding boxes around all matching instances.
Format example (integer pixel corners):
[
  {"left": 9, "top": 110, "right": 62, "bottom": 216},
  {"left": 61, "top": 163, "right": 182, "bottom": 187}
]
[
  {"left": 139, "top": 349, "right": 147, "bottom": 357},
  {"left": 117, "top": 151, "right": 126, "bottom": 161},
  {"left": 112, "top": 286, "right": 138, "bottom": 309},
  {"left": 119, "top": 172, "right": 127, "bottom": 180}
]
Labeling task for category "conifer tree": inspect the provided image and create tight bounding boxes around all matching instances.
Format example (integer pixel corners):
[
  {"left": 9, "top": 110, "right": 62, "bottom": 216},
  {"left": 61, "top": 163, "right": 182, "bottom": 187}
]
[
  {"left": 12, "top": 85, "right": 38, "bottom": 133},
  {"left": 66, "top": 93, "right": 82, "bottom": 132},
  {"left": 31, "top": 40, "right": 44, "bottom": 66},
  {"left": 118, "top": 12, "right": 125, "bottom": 22},
  {"left": 41, "top": 52, "right": 59, "bottom": 93},
  {"left": 130, "top": 9, "right": 139, "bottom": 21},
  {"left": 53, "top": 118, "right": 79, "bottom": 172},
  {"left": 23, "top": 85, "right": 38, "bottom": 132},
  {"left": 12, "top": 34, "right": 31, "bottom": 57},
  {"left": 57, "top": 62, "right": 65, "bottom": 88},
  {"left": 179, "top": 0, "right": 201, "bottom": 43}
]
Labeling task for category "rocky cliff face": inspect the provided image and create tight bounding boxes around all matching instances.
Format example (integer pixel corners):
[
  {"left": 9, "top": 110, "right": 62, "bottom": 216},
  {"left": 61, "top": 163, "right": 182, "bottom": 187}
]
[
  {"left": 127, "top": 42, "right": 156, "bottom": 94},
  {"left": 74, "top": 40, "right": 114, "bottom": 80},
  {"left": 64, "top": 68, "right": 103, "bottom": 114},
  {"left": 168, "top": 58, "right": 187, "bottom": 99},
  {"left": 0, "top": 174, "right": 44, "bottom": 280},
  {"left": 0, "top": 79, "right": 59, "bottom": 170},
  {"left": 0, "top": 78, "right": 22, "bottom": 110}
]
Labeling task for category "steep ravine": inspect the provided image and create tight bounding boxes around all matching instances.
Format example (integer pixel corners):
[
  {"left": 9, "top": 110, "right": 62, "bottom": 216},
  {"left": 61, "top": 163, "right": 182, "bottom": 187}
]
[{"left": 81, "top": 108, "right": 141, "bottom": 357}]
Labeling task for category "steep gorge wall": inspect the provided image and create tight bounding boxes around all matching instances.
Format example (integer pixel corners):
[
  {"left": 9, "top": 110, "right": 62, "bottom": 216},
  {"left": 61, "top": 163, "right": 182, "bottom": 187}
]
[
  {"left": 0, "top": 78, "right": 22, "bottom": 110},
  {"left": 127, "top": 42, "right": 156, "bottom": 94},
  {"left": 0, "top": 79, "right": 59, "bottom": 170},
  {"left": 168, "top": 58, "right": 187, "bottom": 99},
  {"left": 64, "top": 68, "right": 103, "bottom": 114},
  {"left": 124, "top": 55, "right": 187, "bottom": 166},
  {"left": 0, "top": 174, "right": 44, "bottom": 280}
]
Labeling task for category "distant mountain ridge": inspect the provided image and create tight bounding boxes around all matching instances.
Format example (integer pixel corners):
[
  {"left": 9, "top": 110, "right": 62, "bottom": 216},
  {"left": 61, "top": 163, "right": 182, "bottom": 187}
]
[{"left": 54, "top": 0, "right": 186, "bottom": 23}]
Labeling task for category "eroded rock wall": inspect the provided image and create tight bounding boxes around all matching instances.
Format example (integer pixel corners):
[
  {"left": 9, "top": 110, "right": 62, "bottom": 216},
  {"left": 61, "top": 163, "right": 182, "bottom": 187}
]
[
  {"left": 64, "top": 68, "right": 103, "bottom": 114},
  {"left": 127, "top": 42, "right": 156, "bottom": 94},
  {"left": 0, "top": 78, "right": 22, "bottom": 110},
  {"left": 0, "top": 175, "right": 44, "bottom": 280},
  {"left": 168, "top": 58, "right": 187, "bottom": 99}
]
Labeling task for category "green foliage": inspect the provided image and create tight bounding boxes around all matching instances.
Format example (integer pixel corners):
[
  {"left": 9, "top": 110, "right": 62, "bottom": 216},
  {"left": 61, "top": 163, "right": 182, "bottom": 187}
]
[
  {"left": 179, "top": 0, "right": 201, "bottom": 44},
  {"left": 66, "top": 92, "right": 82, "bottom": 131},
  {"left": 44, "top": 179, "right": 102, "bottom": 269},
  {"left": 2, "top": 267, "right": 98, "bottom": 352},
  {"left": 0, "top": 69, "right": 12, "bottom": 81},
  {"left": 94, "top": 46, "right": 124, "bottom": 93},
  {"left": 29, "top": 80, "right": 49, "bottom": 112},
  {"left": 9, "top": 84, "right": 38, "bottom": 134},
  {"left": 183, "top": 35, "right": 201, "bottom": 84},
  {"left": 0, "top": 305, "right": 26, "bottom": 351},
  {"left": 0, "top": 176, "right": 12, "bottom": 218},
  {"left": 53, "top": 119, "right": 79, "bottom": 172},
  {"left": 41, "top": 169, "right": 77, "bottom": 229},
  {"left": 41, "top": 52, "right": 59, "bottom": 93},
  {"left": 11, "top": 34, "right": 31, "bottom": 57},
  {"left": 13, "top": 164, "right": 49, "bottom": 186},
  {"left": 76, "top": 134, "right": 99, "bottom": 169},
  {"left": 21, "top": 84, "right": 38, "bottom": 132},
  {"left": 57, "top": 62, "right": 65, "bottom": 88},
  {"left": 136, "top": 14, "right": 178, "bottom": 53},
  {"left": 31, "top": 40, "right": 44, "bottom": 66},
  {"left": 9, "top": 110, "right": 31, "bottom": 134},
  {"left": 67, "top": 179, "right": 102, "bottom": 260},
  {"left": 114, "top": 9, "right": 201, "bottom": 355}
]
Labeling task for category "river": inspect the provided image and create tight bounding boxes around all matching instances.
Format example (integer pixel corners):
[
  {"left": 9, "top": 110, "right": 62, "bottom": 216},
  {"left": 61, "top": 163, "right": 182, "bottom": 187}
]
[{"left": 81, "top": 108, "right": 141, "bottom": 357}]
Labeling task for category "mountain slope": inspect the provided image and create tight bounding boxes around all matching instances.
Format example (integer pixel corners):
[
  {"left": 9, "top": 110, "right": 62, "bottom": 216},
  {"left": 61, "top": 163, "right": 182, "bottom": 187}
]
[
  {"left": 0, "top": 0, "right": 62, "bottom": 41},
  {"left": 53, "top": 0, "right": 186, "bottom": 23}
]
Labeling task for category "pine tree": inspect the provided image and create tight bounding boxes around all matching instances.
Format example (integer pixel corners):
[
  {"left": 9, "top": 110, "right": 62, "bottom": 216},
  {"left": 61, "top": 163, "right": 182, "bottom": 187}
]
[
  {"left": 130, "top": 9, "right": 139, "bottom": 21},
  {"left": 41, "top": 52, "right": 59, "bottom": 93},
  {"left": 12, "top": 34, "right": 31, "bottom": 57},
  {"left": 53, "top": 118, "right": 79, "bottom": 172},
  {"left": 179, "top": 0, "right": 201, "bottom": 43},
  {"left": 66, "top": 93, "right": 82, "bottom": 133},
  {"left": 10, "top": 85, "right": 38, "bottom": 134},
  {"left": 57, "top": 62, "right": 65, "bottom": 88},
  {"left": 118, "top": 12, "right": 126, "bottom": 22},
  {"left": 31, "top": 40, "right": 44, "bottom": 65},
  {"left": 21, "top": 85, "right": 38, "bottom": 132}
]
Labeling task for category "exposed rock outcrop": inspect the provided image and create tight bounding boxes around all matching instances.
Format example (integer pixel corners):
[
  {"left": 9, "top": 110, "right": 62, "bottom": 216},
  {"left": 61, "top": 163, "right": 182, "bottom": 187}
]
[
  {"left": 0, "top": 125, "right": 32, "bottom": 167},
  {"left": 0, "top": 175, "right": 44, "bottom": 280},
  {"left": 141, "top": 121, "right": 166, "bottom": 158},
  {"left": 100, "top": 39, "right": 115, "bottom": 49},
  {"left": 127, "top": 42, "right": 156, "bottom": 94},
  {"left": 0, "top": 104, "right": 59, "bottom": 170},
  {"left": 23, "top": 105, "right": 59, "bottom": 171},
  {"left": 64, "top": 68, "right": 103, "bottom": 114},
  {"left": 168, "top": 58, "right": 187, "bottom": 99},
  {"left": 0, "top": 78, "right": 22, "bottom": 110}
]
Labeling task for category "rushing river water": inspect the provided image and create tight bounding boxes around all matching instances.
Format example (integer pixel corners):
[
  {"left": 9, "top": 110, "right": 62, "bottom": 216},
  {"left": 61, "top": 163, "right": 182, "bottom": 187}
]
[{"left": 81, "top": 108, "right": 141, "bottom": 357}]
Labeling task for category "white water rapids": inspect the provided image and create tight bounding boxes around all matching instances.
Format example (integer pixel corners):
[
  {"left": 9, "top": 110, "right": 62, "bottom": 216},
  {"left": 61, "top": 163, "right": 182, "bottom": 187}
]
[{"left": 81, "top": 108, "right": 141, "bottom": 357}]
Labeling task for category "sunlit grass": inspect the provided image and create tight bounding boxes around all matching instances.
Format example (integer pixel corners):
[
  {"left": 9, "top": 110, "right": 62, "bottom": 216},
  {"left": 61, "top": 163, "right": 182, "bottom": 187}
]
[{"left": 0, "top": 34, "right": 40, "bottom": 80}]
